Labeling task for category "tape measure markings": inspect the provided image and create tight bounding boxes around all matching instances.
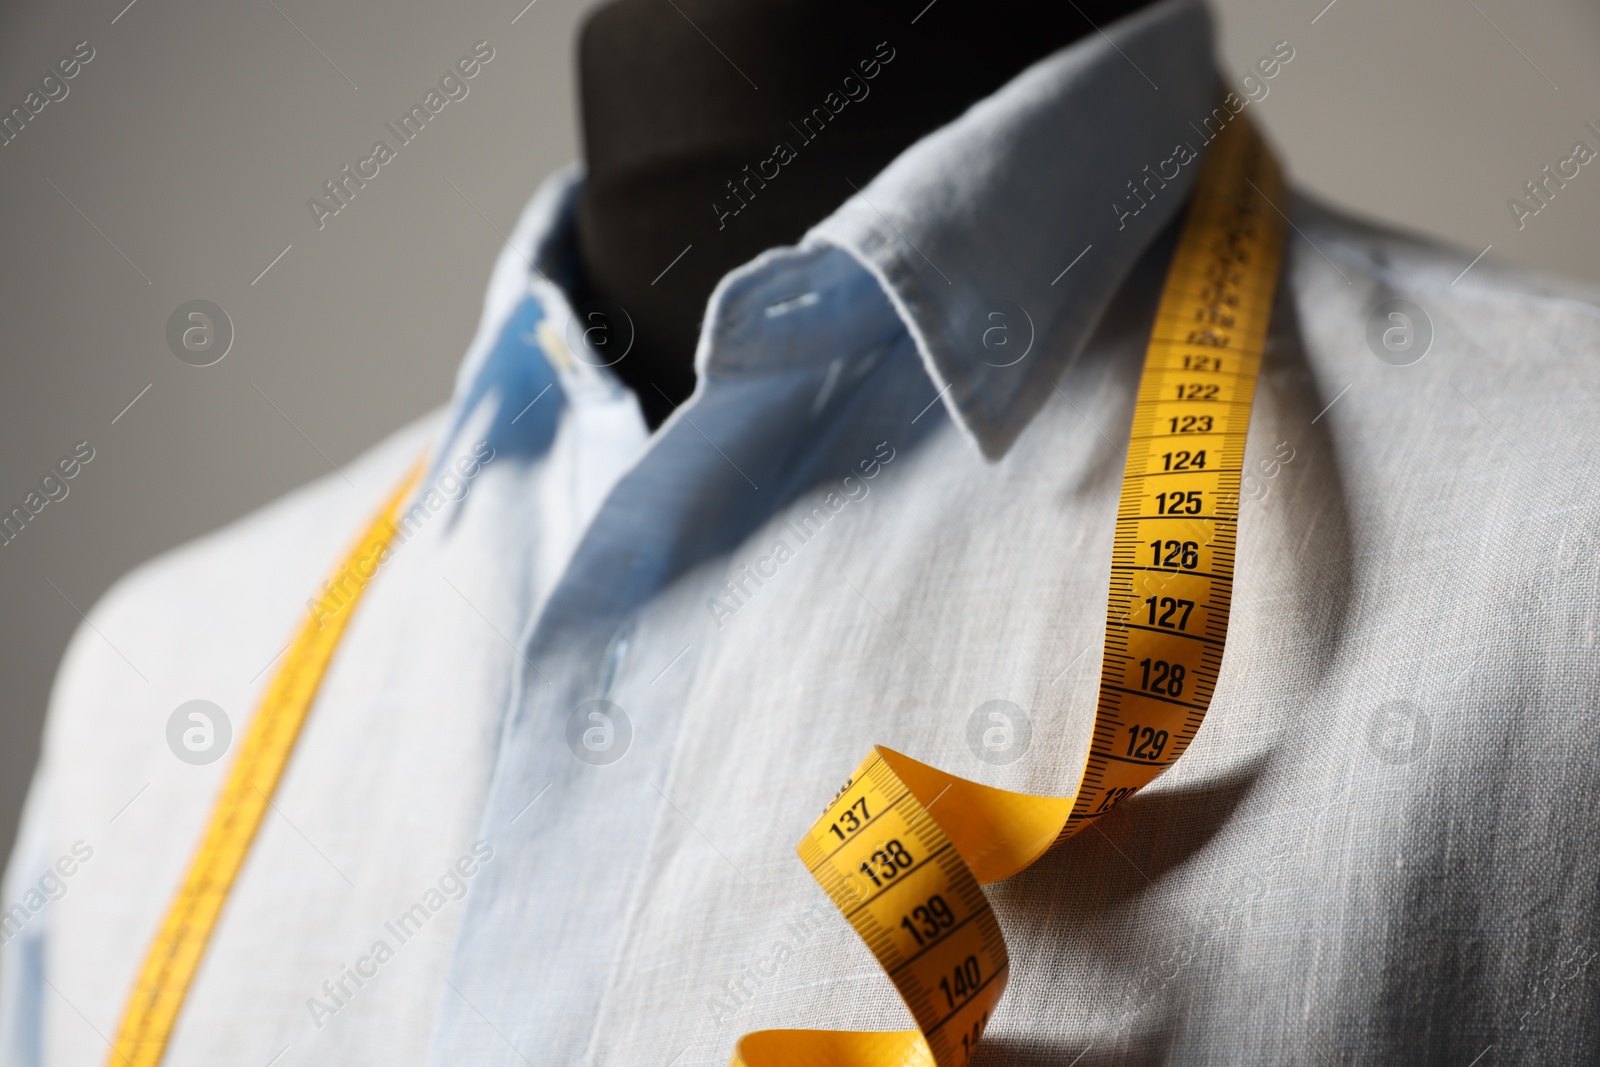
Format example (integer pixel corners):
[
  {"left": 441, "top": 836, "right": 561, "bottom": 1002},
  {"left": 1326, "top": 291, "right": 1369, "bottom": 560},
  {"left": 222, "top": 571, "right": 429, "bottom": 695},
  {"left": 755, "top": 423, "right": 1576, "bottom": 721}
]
[
  {"left": 108, "top": 111, "right": 1283, "bottom": 1067},
  {"left": 733, "top": 115, "right": 1285, "bottom": 1067}
]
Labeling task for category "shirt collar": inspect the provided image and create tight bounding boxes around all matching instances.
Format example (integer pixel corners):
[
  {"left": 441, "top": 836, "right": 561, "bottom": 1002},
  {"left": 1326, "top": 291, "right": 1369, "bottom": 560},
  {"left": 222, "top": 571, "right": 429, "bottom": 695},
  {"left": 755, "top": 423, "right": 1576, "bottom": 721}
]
[
  {"left": 447, "top": 0, "right": 1220, "bottom": 463},
  {"left": 795, "top": 0, "right": 1220, "bottom": 459}
]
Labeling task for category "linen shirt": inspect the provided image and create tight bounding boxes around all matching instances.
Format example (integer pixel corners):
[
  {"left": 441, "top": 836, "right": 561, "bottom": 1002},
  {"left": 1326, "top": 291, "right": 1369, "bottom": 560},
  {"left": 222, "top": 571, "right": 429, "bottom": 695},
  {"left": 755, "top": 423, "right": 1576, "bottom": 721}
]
[{"left": 7, "top": 0, "right": 1600, "bottom": 1064}]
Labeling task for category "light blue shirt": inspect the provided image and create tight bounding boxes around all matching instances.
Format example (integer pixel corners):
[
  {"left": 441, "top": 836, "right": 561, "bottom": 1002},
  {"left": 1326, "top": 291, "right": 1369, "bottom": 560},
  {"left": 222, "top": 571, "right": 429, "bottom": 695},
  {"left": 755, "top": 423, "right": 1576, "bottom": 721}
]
[{"left": 9, "top": 0, "right": 1600, "bottom": 1064}]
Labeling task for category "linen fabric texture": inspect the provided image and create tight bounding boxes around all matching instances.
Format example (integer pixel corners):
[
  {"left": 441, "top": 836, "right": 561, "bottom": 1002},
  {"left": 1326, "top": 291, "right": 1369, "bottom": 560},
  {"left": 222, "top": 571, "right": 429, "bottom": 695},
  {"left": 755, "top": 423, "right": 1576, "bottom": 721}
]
[{"left": 5, "top": 1, "right": 1600, "bottom": 1064}]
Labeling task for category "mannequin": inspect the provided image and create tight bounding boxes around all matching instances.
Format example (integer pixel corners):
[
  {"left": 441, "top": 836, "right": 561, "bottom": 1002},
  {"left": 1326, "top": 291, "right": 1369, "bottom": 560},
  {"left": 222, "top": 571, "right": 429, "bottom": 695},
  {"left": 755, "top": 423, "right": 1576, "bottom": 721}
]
[{"left": 574, "top": 0, "right": 1156, "bottom": 426}]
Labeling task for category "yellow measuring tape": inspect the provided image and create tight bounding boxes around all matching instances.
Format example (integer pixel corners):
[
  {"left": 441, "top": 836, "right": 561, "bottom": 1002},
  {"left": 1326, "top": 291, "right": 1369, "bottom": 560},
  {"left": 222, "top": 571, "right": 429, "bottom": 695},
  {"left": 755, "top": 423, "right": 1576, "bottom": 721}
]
[
  {"left": 730, "top": 116, "right": 1285, "bottom": 1067},
  {"left": 107, "top": 464, "right": 422, "bottom": 1067},
  {"left": 107, "top": 114, "right": 1281, "bottom": 1067}
]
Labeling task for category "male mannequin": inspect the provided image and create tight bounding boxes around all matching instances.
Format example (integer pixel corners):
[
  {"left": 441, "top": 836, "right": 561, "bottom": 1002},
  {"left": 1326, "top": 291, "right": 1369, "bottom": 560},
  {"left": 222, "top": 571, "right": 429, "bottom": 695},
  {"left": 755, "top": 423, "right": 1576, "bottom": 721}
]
[
  {"left": 573, "top": 0, "right": 1154, "bottom": 424},
  {"left": 12, "top": 0, "right": 1600, "bottom": 1062}
]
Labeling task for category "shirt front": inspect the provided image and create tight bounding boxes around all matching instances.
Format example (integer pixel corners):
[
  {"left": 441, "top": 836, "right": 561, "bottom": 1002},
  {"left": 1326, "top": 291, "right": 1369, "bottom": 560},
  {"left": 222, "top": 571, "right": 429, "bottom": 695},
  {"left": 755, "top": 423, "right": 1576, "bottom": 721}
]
[{"left": 7, "top": 0, "right": 1600, "bottom": 1065}]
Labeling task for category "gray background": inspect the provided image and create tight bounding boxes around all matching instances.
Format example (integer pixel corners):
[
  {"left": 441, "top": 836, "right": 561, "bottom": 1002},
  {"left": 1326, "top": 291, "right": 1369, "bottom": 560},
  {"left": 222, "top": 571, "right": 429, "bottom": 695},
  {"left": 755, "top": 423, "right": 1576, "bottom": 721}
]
[{"left": 1, "top": 0, "right": 1597, "bottom": 863}]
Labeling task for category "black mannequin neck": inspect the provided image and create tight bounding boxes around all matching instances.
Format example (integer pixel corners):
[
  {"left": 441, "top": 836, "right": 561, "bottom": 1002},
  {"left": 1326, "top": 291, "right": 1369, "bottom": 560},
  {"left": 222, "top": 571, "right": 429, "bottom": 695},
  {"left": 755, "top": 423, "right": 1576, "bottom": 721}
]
[{"left": 575, "top": 0, "right": 1156, "bottom": 427}]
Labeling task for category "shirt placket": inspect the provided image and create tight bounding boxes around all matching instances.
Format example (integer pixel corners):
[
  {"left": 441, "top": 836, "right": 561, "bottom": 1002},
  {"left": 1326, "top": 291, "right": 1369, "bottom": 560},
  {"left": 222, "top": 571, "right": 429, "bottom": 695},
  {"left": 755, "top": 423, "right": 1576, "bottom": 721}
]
[{"left": 429, "top": 269, "right": 898, "bottom": 1064}]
